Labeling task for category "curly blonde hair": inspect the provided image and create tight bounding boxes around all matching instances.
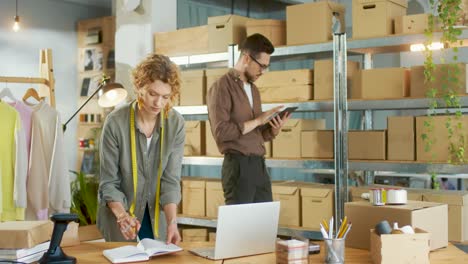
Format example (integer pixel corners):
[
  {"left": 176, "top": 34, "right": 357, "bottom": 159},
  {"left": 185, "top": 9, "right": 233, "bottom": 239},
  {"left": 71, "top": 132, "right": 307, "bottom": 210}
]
[{"left": 132, "top": 53, "right": 180, "bottom": 112}]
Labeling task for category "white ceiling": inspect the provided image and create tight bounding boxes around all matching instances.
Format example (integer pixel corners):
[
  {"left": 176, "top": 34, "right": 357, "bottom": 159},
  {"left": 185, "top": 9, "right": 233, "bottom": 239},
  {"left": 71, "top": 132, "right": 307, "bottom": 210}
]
[{"left": 59, "top": 0, "right": 112, "bottom": 8}]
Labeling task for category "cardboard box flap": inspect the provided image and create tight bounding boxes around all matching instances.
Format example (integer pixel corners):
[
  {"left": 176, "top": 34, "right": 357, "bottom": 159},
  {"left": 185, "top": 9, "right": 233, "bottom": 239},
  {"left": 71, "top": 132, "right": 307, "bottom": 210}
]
[
  {"left": 272, "top": 185, "right": 299, "bottom": 195},
  {"left": 422, "top": 191, "right": 468, "bottom": 206},
  {"left": 181, "top": 70, "right": 205, "bottom": 78},
  {"left": 357, "top": 0, "right": 408, "bottom": 8},
  {"left": 185, "top": 121, "right": 201, "bottom": 130},
  {"left": 246, "top": 19, "right": 285, "bottom": 27},
  {"left": 301, "top": 187, "right": 333, "bottom": 198},
  {"left": 182, "top": 179, "right": 205, "bottom": 189}
]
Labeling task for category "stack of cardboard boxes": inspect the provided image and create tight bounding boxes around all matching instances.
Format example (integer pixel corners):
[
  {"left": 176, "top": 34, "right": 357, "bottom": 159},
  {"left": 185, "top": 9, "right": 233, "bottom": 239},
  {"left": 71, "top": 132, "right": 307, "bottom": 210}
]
[
  {"left": 273, "top": 119, "right": 326, "bottom": 158},
  {"left": 180, "top": 178, "right": 468, "bottom": 244}
]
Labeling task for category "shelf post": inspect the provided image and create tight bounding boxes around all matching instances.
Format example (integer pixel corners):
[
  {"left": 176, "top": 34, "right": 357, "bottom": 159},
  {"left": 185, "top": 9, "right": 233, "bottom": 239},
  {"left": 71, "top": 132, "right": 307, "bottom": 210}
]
[
  {"left": 333, "top": 33, "right": 348, "bottom": 232},
  {"left": 362, "top": 53, "right": 375, "bottom": 185}
]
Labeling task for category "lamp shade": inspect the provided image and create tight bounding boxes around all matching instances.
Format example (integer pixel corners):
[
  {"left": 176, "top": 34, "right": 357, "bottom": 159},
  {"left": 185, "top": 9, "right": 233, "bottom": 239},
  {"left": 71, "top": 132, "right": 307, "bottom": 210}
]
[{"left": 98, "top": 82, "right": 127, "bottom": 107}]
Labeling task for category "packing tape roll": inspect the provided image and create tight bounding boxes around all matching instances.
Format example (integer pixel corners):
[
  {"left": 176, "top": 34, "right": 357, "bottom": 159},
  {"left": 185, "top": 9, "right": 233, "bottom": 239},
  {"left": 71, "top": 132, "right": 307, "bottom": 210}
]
[{"left": 386, "top": 189, "right": 407, "bottom": 204}]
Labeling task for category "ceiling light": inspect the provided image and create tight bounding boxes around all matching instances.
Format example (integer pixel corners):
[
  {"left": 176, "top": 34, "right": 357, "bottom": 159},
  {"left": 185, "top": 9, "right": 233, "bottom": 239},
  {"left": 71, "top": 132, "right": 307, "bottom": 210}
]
[{"left": 12, "top": 0, "right": 20, "bottom": 32}]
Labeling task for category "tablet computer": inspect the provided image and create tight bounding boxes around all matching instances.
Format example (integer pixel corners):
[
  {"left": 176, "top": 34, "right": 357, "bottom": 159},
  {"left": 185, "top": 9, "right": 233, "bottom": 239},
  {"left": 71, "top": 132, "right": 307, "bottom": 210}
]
[{"left": 261, "top": 106, "right": 298, "bottom": 130}]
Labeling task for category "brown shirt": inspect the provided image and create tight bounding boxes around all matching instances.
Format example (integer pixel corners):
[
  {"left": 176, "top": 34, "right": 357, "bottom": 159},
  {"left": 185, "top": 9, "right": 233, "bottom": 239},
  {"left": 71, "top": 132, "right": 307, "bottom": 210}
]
[{"left": 207, "top": 69, "right": 275, "bottom": 156}]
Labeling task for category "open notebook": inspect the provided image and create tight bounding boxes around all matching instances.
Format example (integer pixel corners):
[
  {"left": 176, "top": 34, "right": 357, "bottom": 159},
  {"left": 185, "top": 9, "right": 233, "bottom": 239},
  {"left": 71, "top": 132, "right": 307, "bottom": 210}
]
[{"left": 102, "top": 238, "right": 182, "bottom": 263}]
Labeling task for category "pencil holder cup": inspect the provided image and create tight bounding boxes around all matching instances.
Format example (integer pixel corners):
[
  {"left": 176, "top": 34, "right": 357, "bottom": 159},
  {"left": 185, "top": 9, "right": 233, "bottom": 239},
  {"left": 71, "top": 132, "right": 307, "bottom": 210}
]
[{"left": 324, "top": 238, "right": 345, "bottom": 264}]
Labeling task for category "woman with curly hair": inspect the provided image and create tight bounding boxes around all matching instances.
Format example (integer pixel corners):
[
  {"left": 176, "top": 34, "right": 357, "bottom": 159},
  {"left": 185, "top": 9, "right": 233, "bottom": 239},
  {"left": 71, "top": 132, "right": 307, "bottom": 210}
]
[{"left": 97, "top": 53, "right": 184, "bottom": 244}]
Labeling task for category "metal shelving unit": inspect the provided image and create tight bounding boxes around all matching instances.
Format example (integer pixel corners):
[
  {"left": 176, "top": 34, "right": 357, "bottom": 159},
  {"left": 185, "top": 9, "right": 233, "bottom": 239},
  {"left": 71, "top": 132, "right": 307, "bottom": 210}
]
[
  {"left": 170, "top": 29, "right": 468, "bottom": 66},
  {"left": 173, "top": 29, "right": 468, "bottom": 239}
]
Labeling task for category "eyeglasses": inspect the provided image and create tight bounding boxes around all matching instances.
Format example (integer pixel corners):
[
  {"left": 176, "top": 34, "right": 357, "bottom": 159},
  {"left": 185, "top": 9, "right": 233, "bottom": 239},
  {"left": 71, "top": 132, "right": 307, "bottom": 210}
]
[{"left": 248, "top": 54, "right": 269, "bottom": 71}]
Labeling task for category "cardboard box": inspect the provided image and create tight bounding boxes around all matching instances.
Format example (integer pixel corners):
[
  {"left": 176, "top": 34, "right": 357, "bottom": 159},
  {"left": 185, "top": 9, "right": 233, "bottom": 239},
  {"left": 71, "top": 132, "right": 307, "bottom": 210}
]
[
  {"left": 206, "top": 68, "right": 229, "bottom": 90},
  {"left": 256, "top": 69, "right": 313, "bottom": 102},
  {"left": 370, "top": 228, "right": 430, "bottom": 264},
  {"left": 259, "top": 85, "right": 312, "bottom": 103},
  {"left": 180, "top": 70, "right": 206, "bottom": 106},
  {"left": 0, "top": 221, "right": 53, "bottom": 248},
  {"left": 209, "top": 232, "right": 216, "bottom": 242},
  {"left": 301, "top": 130, "right": 334, "bottom": 158},
  {"left": 301, "top": 184, "right": 334, "bottom": 229},
  {"left": 395, "top": 13, "right": 430, "bottom": 35},
  {"left": 287, "top": 1, "right": 345, "bottom": 45},
  {"left": 273, "top": 119, "right": 326, "bottom": 158},
  {"left": 154, "top": 25, "right": 209, "bottom": 56},
  {"left": 184, "top": 121, "right": 205, "bottom": 156},
  {"left": 206, "top": 180, "right": 225, "bottom": 218},
  {"left": 387, "top": 116, "right": 415, "bottom": 161},
  {"left": 182, "top": 178, "right": 206, "bottom": 217},
  {"left": 357, "top": 68, "right": 410, "bottom": 99},
  {"left": 348, "top": 131, "right": 387, "bottom": 160},
  {"left": 208, "top": 15, "right": 249, "bottom": 53},
  {"left": 422, "top": 190, "right": 468, "bottom": 242},
  {"left": 345, "top": 201, "right": 448, "bottom": 250},
  {"left": 182, "top": 228, "right": 208, "bottom": 242},
  {"left": 272, "top": 182, "right": 301, "bottom": 227},
  {"left": 246, "top": 19, "right": 286, "bottom": 46},
  {"left": 255, "top": 69, "right": 313, "bottom": 88},
  {"left": 77, "top": 224, "right": 101, "bottom": 242},
  {"left": 205, "top": 122, "right": 222, "bottom": 157},
  {"left": 352, "top": 0, "right": 408, "bottom": 39},
  {"left": 410, "top": 64, "right": 468, "bottom": 98},
  {"left": 416, "top": 115, "right": 468, "bottom": 162},
  {"left": 314, "top": 60, "right": 360, "bottom": 100}
]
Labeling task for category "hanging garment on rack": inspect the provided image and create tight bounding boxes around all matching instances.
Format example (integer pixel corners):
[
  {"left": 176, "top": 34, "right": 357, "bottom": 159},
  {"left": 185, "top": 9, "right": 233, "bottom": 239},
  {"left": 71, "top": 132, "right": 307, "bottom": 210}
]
[
  {"left": 0, "top": 102, "right": 28, "bottom": 221},
  {"left": 26, "top": 101, "right": 70, "bottom": 220},
  {"left": 8, "top": 101, "right": 33, "bottom": 187}
]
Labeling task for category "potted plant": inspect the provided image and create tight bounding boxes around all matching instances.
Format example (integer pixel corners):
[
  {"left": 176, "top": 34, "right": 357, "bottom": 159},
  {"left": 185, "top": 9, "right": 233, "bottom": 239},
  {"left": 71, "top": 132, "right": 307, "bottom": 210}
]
[{"left": 70, "top": 170, "right": 102, "bottom": 241}]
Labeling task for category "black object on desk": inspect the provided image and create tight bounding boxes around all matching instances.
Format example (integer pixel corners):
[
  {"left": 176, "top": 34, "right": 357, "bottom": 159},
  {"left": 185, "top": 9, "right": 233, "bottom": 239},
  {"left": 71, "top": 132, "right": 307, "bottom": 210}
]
[{"left": 38, "top": 213, "right": 79, "bottom": 264}]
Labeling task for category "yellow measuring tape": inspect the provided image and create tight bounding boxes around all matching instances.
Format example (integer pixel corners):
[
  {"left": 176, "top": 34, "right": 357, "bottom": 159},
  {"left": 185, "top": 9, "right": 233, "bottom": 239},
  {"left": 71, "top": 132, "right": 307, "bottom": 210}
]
[{"left": 129, "top": 101, "right": 165, "bottom": 238}]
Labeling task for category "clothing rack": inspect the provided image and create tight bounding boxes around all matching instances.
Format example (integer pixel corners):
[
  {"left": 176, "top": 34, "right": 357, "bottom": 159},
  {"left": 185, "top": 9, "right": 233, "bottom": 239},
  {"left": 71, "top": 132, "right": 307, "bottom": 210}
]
[{"left": 0, "top": 49, "right": 56, "bottom": 107}]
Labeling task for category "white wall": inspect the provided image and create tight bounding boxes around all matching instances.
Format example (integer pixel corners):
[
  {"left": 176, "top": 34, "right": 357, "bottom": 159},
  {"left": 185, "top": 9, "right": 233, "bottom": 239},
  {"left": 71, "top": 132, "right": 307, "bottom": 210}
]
[
  {"left": 115, "top": 0, "right": 176, "bottom": 98},
  {"left": 0, "top": 0, "right": 110, "bottom": 172}
]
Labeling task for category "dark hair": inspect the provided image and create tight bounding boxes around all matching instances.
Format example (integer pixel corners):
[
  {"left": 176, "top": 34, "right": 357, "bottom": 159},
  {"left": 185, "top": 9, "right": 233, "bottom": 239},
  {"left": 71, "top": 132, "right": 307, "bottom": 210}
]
[{"left": 240, "top": 33, "right": 274, "bottom": 58}]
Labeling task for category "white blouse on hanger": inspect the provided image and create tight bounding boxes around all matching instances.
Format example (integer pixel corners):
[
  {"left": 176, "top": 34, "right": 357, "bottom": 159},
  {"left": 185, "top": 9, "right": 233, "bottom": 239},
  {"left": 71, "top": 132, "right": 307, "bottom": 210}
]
[{"left": 26, "top": 100, "right": 70, "bottom": 220}]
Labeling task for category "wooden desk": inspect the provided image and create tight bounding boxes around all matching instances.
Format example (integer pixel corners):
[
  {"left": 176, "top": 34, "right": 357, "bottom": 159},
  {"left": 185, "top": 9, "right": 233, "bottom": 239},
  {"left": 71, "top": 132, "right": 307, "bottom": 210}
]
[{"left": 64, "top": 241, "right": 467, "bottom": 263}]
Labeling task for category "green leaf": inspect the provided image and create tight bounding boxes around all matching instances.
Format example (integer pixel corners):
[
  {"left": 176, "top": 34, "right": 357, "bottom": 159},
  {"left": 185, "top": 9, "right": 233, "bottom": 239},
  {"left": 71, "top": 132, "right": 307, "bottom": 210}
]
[{"left": 70, "top": 170, "right": 99, "bottom": 226}]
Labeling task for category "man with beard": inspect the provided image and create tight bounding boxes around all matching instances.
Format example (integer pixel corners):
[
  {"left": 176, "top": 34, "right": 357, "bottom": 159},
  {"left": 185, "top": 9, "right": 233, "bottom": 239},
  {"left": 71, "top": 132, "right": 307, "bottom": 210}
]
[{"left": 206, "top": 33, "right": 290, "bottom": 205}]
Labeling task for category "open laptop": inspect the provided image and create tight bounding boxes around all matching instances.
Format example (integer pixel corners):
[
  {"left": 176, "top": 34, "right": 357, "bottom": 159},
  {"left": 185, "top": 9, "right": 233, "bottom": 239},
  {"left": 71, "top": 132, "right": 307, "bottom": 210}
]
[{"left": 189, "top": 201, "right": 280, "bottom": 260}]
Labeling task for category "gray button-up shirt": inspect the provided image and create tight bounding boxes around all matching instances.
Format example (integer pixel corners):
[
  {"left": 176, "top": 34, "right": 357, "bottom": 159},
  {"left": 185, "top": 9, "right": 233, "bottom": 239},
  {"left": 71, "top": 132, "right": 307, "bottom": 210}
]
[{"left": 97, "top": 102, "right": 185, "bottom": 241}]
